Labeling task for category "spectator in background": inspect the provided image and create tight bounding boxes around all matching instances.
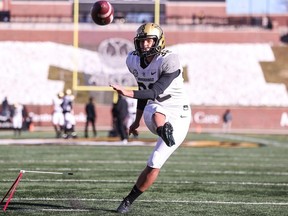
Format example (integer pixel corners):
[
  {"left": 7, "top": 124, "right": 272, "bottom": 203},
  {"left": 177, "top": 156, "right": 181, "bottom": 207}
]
[
  {"left": 191, "top": 13, "right": 197, "bottom": 25},
  {"left": 22, "top": 105, "right": 32, "bottom": 131},
  {"left": 112, "top": 94, "right": 129, "bottom": 144},
  {"left": 267, "top": 17, "right": 273, "bottom": 30},
  {"left": 262, "top": 16, "right": 273, "bottom": 30},
  {"left": 198, "top": 11, "right": 205, "bottom": 24},
  {"left": 222, "top": 109, "right": 232, "bottom": 133},
  {"left": 52, "top": 92, "right": 65, "bottom": 138},
  {"left": 11, "top": 102, "right": 24, "bottom": 136},
  {"left": 84, "top": 97, "right": 97, "bottom": 138},
  {"left": 108, "top": 104, "right": 118, "bottom": 138},
  {"left": 61, "top": 89, "right": 77, "bottom": 139},
  {"left": 1, "top": 96, "right": 10, "bottom": 118}
]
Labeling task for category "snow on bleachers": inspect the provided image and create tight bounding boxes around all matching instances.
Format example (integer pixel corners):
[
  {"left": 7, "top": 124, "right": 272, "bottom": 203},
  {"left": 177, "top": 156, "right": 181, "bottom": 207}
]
[
  {"left": 0, "top": 41, "right": 131, "bottom": 105},
  {"left": 0, "top": 42, "right": 287, "bottom": 106},
  {"left": 170, "top": 43, "right": 288, "bottom": 106},
  {"left": 0, "top": 42, "right": 96, "bottom": 105}
]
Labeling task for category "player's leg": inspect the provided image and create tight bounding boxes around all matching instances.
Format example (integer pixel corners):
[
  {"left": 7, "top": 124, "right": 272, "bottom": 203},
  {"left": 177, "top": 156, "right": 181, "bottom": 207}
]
[
  {"left": 13, "top": 117, "right": 21, "bottom": 136},
  {"left": 91, "top": 118, "right": 97, "bottom": 137},
  {"left": 117, "top": 104, "right": 191, "bottom": 213},
  {"left": 67, "top": 112, "right": 77, "bottom": 138},
  {"left": 116, "top": 136, "right": 175, "bottom": 214},
  {"left": 117, "top": 105, "right": 170, "bottom": 213},
  {"left": 116, "top": 117, "right": 128, "bottom": 143},
  {"left": 52, "top": 113, "right": 60, "bottom": 137},
  {"left": 144, "top": 104, "right": 175, "bottom": 147},
  {"left": 62, "top": 113, "right": 69, "bottom": 138},
  {"left": 153, "top": 112, "right": 175, "bottom": 147},
  {"left": 117, "top": 166, "right": 159, "bottom": 213},
  {"left": 84, "top": 118, "right": 89, "bottom": 138},
  {"left": 153, "top": 112, "right": 165, "bottom": 126},
  {"left": 135, "top": 166, "right": 160, "bottom": 191},
  {"left": 18, "top": 117, "right": 23, "bottom": 136},
  {"left": 59, "top": 115, "right": 65, "bottom": 138}
]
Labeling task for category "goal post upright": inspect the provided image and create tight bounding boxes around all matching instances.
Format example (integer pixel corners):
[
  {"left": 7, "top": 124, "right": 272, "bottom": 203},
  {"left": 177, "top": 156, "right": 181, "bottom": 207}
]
[
  {"left": 154, "top": 0, "right": 160, "bottom": 25},
  {"left": 72, "top": 0, "right": 118, "bottom": 93},
  {"left": 72, "top": 0, "right": 79, "bottom": 91}
]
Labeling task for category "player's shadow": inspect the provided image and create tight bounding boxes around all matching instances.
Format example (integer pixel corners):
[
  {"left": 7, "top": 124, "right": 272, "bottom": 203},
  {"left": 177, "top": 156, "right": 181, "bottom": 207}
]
[
  {"left": 2, "top": 201, "right": 65, "bottom": 210},
  {"left": 2, "top": 201, "right": 117, "bottom": 213}
]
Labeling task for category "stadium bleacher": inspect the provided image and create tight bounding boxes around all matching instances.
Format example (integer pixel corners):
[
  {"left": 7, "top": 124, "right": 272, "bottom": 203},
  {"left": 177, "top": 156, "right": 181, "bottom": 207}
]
[
  {"left": 0, "top": 41, "right": 287, "bottom": 107},
  {"left": 170, "top": 43, "right": 288, "bottom": 106}
]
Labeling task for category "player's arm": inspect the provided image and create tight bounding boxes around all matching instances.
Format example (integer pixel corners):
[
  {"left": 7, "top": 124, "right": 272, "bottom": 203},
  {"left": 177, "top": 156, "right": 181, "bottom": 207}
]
[
  {"left": 110, "top": 69, "right": 180, "bottom": 101},
  {"left": 110, "top": 69, "right": 179, "bottom": 100},
  {"left": 133, "top": 70, "right": 180, "bottom": 100}
]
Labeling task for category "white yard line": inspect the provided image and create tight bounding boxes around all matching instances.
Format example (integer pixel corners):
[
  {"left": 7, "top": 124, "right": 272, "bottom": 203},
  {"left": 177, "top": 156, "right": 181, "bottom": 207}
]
[
  {"left": 12, "top": 197, "right": 288, "bottom": 206},
  {"left": 0, "top": 139, "right": 154, "bottom": 146},
  {"left": 4, "top": 167, "right": 288, "bottom": 176},
  {"left": 0, "top": 159, "right": 286, "bottom": 165},
  {"left": 1, "top": 179, "right": 288, "bottom": 186},
  {"left": 41, "top": 209, "right": 90, "bottom": 212},
  {"left": 0, "top": 160, "right": 144, "bottom": 164},
  {"left": 1, "top": 160, "right": 287, "bottom": 168}
]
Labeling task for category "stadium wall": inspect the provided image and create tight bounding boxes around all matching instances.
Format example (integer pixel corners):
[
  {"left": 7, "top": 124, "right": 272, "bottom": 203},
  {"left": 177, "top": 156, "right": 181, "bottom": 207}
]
[
  {"left": 9, "top": 1, "right": 72, "bottom": 21},
  {"left": 9, "top": 104, "right": 287, "bottom": 134},
  {"left": 7, "top": 1, "right": 287, "bottom": 26},
  {"left": 166, "top": 2, "right": 288, "bottom": 26},
  {"left": 0, "top": 26, "right": 281, "bottom": 45}
]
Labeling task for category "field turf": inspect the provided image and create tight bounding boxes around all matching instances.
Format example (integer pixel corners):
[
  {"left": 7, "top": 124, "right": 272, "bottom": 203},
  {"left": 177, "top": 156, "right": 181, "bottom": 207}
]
[{"left": 0, "top": 131, "right": 287, "bottom": 215}]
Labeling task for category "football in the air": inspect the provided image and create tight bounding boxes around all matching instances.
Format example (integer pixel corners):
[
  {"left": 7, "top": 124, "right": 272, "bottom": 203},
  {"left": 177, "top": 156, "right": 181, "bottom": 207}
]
[{"left": 90, "top": 1, "right": 114, "bottom": 25}]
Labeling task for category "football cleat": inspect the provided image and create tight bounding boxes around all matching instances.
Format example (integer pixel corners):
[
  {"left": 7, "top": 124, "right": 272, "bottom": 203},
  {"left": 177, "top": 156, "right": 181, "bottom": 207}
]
[
  {"left": 62, "top": 133, "right": 68, "bottom": 139},
  {"left": 116, "top": 198, "right": 131, "bottom": 214},
  {"left": 161, "top": 122, "right": 175, "bottom": 147}
]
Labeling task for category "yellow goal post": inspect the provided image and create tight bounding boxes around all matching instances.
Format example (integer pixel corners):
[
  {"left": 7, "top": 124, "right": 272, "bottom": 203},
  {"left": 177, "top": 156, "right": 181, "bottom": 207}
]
[{"left": 72, "top": 0, "right": 160, "bottom": 98}]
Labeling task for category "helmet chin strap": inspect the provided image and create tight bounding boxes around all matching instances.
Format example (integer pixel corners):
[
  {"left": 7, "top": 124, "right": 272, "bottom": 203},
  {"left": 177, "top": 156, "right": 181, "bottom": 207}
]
[{"left": 138, "top": 47, "right": 158, "bottom": 58}]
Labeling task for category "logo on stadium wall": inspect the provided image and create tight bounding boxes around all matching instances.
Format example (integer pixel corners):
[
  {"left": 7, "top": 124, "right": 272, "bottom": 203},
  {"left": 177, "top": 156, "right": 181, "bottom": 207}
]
[
  {"left": 87, "top": 38, "right": 137, "bottom": 87},
  {"left": 193, "top": 111, "right": 220, "bottom": 124},
  {"left": 98, "top": 38, "right": 134, "bottom": 68}
]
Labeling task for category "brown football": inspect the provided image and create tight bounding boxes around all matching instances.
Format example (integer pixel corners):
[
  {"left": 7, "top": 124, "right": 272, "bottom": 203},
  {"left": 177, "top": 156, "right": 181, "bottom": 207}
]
[{"left": 90, "top": 1, "right": 114, "bottom": 26}]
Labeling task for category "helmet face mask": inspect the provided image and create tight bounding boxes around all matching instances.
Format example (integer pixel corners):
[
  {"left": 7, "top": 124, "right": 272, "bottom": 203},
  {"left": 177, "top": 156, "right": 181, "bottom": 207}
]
[{"left": 134, "top": 23, "right": 165, "bottom": 57}]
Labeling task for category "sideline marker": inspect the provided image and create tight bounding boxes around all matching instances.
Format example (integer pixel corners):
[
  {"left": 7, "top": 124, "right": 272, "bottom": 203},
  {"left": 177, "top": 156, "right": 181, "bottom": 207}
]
[
  {"left": 0, "top": 170, "right": 24, "bottom": 211},
  {"left": 0, "top": 170, "right": 73, "bottom": 211}
]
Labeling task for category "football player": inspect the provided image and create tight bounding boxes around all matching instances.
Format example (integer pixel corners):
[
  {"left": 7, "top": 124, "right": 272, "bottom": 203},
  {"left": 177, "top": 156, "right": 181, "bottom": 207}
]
[
  {"left": 52, "top": 92, "right": 65, "bottom": 138},
  {"left": 61, "top": 89, "right": 77, "bottom": 139},
  {"left": 110, "top": 23, "right": 191, "bottom": 214},
  {"left": 11, "top": 102, "right": 24, "bottom": 136}
]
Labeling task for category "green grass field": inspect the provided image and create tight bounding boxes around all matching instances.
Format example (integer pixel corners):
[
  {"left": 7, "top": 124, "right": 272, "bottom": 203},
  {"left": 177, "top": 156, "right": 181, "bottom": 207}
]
[{"left": 0, "top": 131, "right": 287, "bottom": 215}]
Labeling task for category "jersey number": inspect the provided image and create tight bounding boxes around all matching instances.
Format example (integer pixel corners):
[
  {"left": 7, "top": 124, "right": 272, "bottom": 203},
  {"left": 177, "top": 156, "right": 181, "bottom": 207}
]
[{"left": 138, "top": 82, "right": 171, "bottom": 102}]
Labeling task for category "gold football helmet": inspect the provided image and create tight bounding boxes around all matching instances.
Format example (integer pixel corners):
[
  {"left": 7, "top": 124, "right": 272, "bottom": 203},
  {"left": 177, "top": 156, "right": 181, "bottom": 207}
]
[
  {"left": 57, "top": 92, "right": 64, "bottom": 98},
  {"left": 65, "top": 89, "right": 72, "bottom": 95},
  {"left": 134, "top": 23, "right": 165, "bottom": 57}
]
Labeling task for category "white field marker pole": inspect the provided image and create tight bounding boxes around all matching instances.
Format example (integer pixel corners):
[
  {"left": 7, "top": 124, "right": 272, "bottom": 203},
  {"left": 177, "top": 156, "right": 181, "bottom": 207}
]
[{"left": 20, "top": 170, "right": 73, "bottom": 175}]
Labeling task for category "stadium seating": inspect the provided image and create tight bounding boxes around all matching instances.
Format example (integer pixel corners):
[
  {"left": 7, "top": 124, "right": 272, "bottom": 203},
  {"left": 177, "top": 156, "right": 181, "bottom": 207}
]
[
  {"left": 0, "top": 41, "right": 287, "bottom": 106},
  {"left": 170, "top": 43, "right": 288, "bottom": 106}
]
